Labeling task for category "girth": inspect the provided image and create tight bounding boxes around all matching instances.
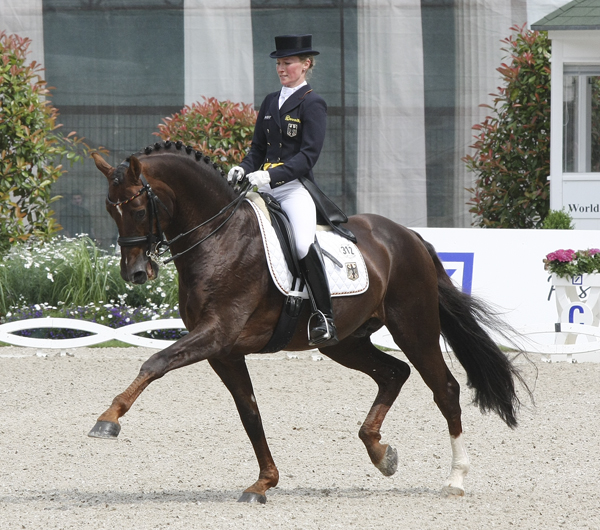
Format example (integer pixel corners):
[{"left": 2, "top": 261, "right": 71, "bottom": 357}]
[{"left": 256, "top": 193, "right": 305, "bottom": 353}]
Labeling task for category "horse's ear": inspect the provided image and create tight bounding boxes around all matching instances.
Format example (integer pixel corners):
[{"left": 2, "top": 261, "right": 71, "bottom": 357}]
[
  {"left": 126, "top": 156, "right": 143, "bottom": 186},
  {"left": 92, "top": 152, "right": 114, "bottom": 181}
]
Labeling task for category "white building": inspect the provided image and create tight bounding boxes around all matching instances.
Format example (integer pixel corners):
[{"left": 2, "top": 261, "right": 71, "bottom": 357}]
[{"left": 533, "top": 0, "right": 600, "bottom": 229}]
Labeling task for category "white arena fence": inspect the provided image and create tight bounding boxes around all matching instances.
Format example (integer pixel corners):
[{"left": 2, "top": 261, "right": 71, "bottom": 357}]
[
  {"left": 1, "top": 317, "right": 600, "bottom": 363},
  {"left": 372, "top": 325, "right": 600, "bottom": 363},
  {"left": 0, "top": 318, "right": 186, "bottom": 350}
]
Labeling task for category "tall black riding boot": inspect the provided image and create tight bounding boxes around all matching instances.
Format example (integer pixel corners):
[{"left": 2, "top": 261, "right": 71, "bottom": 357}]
[{"left": 299, "top": 243, "right": 338, "bottom": 346}]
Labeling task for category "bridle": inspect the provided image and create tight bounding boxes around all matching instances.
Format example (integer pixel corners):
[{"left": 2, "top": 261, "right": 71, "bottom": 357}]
[
  {"left": 107, "top": 163, "right": 251, "bottom": 265},
  {"left": 107, "top": 171, "right": 168, "bottom": 256}
]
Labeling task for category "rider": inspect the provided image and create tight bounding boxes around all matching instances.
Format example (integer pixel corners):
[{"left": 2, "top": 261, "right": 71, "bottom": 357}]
[{"left": 228, "top": 34, "right": 337, "bottom": 347}]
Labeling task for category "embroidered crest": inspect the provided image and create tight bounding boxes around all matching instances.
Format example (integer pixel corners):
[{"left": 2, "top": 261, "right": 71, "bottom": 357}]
[
  {"left": 287, "top": 123, "right": 298, "bottom": 137},
  {"left": 346, "top": 262, "right": 359, "bottom": 281}
]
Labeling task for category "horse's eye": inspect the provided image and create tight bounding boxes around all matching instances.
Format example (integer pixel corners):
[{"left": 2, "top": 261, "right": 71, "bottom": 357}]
[{"left": 135, "top": 209, "right": 146, "bottom": 221}]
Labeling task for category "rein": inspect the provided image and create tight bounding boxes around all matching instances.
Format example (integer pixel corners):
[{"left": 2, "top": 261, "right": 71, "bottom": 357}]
[
  {"left": 163, "top": 181, "right": 251, "bottom": 264},
  {"left": 107, "top": 165, "right": 252, "bottom": 264}
]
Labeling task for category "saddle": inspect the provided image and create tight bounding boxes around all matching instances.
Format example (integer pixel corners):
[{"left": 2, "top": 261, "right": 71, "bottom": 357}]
[
  {"left": 300, "top": 176, "right": 357, "bottom": 243},
  {"left": 253, "top": 191, "right": 357, "bottom": 353}
]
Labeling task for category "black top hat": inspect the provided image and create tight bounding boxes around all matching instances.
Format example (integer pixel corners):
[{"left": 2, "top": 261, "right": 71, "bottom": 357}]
[{"left": 270, "top": 34, "right": 320, "bottom": 58}]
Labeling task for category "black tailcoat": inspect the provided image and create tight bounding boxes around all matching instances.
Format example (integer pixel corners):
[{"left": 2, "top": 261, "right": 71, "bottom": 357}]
[{"left": 240, "top": 84, "right": 327, "bottom": 188}]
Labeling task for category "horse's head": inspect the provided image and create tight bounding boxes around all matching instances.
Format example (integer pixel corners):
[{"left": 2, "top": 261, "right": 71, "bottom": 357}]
[{"left": 93, "top": 152, "right": 168, "bottom": 284}]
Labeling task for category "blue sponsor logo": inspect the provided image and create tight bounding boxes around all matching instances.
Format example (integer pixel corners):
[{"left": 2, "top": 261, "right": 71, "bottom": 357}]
[
  {"left": 571, "top": 275, "right": 583, "bottom": 286},
  {"left": 438, "top": 252, "right": 474, "bottom": 295}
]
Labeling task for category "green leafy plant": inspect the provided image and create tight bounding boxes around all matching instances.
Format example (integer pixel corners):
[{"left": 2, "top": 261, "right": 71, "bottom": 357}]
[
  {"left": 541, "top": 209, "right": 574, "bottom": 229},
  {"left": 0, "top": 32, "right": 91, "bottom": 251},
  {"left": 154, "top": 96, "right": 257, "bottom": 167},
  {"left": 464, "top": 25, "right": 551, "bottom": 228},
  {"left": 543, "top": 248, "right": 600, "bottom": 278},
  {"left": 0, "top": 236, "right": 178, "bottom": 317}
]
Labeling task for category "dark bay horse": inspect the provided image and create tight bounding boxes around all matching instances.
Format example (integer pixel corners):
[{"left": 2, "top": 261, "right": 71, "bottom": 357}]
[{"left": 90, "top": 142, "right": 528, "bottom": 503}]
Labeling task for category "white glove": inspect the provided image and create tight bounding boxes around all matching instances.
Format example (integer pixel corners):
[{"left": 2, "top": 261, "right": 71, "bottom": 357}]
[
  {"left": 227, "top": 166, "right": 245, "bottom": 183},
  {"left": 247, "top": 170, "right": 271, "bottom": 189}
]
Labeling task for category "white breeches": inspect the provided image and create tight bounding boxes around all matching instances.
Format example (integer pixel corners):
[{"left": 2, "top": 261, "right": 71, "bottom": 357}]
[{"left": 262, "top": 180, "right": 316, "bottom": 260}]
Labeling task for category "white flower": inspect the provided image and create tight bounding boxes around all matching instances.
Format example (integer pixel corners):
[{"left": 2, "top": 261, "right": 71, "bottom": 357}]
[{"left": 47, "top": 272, "right": 54, "bottom": 282}]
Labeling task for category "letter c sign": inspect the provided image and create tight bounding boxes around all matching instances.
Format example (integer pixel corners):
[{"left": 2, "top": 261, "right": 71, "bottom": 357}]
[{"left": 561, "top": 303, "right": 593, "bottom": 325}]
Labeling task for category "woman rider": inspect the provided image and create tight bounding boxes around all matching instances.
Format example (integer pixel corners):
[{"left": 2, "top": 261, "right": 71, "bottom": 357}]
[{"left": 228, "top": 34, "right": 337, "bottom": 346}]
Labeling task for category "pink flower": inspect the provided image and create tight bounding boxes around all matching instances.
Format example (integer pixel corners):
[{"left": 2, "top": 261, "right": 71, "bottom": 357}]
[
  {"left": 589, "top": 248, "right": 600, "bottom": 256},
  {"left": 546, "top": 249, "right": 576, "bottom": 262}
]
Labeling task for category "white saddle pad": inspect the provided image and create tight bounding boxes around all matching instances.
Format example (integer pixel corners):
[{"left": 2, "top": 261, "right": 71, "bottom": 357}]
[{"left": 246, "top": 199, "right": 369, "bottom": 298}]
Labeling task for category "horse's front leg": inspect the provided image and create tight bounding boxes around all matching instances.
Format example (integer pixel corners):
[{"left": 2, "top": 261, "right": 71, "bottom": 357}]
[
  {"left": 88, "top": 333, "right": 211, "bottom": 439},
  {"left": 208, "top": 357, "right": 279, "bottom": 504}
]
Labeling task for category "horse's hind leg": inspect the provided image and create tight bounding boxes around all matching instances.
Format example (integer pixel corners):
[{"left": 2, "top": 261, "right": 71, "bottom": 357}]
[
  {"left": 389, "top": 323, "right": 470, "bottom": 496},
  {"left": 323, "top": 336, "right": 411, "bottom": 477},
  {"left": 208, "top": 357, "right": 279, "bottom": 504},
  {"left": 412, "top": 352, "right": 469, "bottom": 496}
]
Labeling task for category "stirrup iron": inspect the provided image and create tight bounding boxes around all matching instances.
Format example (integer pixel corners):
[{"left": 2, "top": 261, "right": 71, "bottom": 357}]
[{"left": 306, "top": 310, "right": 333, "bottom": 346}]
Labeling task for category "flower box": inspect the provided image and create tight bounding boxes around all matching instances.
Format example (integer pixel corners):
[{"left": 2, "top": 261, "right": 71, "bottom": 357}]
[
  {"left": 551, "top": 273, "right": 600, "bottom": 287},
  {"left": 544, "top": 248, "right": 600, "bottom": 278},
  {"left": 545, "top": 250, "right": 600, "bottom": 345}
]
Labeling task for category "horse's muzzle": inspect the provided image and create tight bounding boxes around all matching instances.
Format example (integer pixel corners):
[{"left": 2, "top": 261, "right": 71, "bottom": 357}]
[{"left": 121, "top": 253, "right": 159, "bottom": 284}]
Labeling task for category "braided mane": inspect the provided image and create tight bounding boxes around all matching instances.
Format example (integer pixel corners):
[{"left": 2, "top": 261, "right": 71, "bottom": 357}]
[{"left": 114, "top": 140, "right": 237, "bottom": 199}]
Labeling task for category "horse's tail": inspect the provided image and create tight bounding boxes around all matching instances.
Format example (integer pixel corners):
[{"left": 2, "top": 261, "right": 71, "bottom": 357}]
[{"left": 419, "top": 237, "right": 532, "bottom": 428}]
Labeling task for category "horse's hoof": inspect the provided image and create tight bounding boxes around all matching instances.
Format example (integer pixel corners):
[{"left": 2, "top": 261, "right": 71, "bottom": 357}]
[
  {"left": 88, "top": 421, "right": 121, "bottom": 439},
  {"left": 237, "top": 491, "right": 267, "bottom": 504},
  {"left": 375, "top": 445, "right": 398, "bottom": 477},
  {"left": 442, "top": 485, "right": 465, "bottom": 497}
]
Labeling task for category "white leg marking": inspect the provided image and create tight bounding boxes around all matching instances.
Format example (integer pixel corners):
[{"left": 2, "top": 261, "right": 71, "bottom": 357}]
[{"left": 442, "top": 433, "right": 470, "bottom": 496}]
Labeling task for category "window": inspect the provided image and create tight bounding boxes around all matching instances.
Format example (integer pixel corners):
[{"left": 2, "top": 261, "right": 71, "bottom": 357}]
[{"left": 563, "top": 65, "right": 600, "bottom": 173}]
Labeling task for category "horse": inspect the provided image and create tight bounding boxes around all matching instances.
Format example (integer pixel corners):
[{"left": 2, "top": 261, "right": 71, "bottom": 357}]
[{"left": 90, "top": 141, "right": 529, "bottom": 503}]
